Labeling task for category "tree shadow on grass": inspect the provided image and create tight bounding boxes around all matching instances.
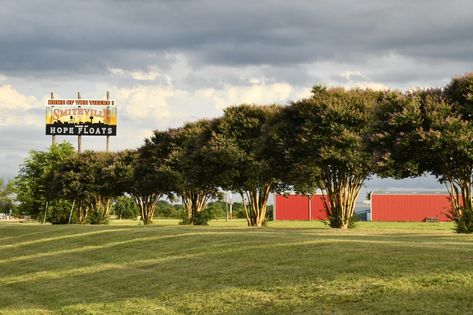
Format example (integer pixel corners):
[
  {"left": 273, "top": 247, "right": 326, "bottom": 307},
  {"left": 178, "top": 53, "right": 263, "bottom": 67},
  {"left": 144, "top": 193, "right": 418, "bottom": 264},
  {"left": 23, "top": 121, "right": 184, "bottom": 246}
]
[{"left": 1, "top": 231, "right": 473, "bottom": 313}]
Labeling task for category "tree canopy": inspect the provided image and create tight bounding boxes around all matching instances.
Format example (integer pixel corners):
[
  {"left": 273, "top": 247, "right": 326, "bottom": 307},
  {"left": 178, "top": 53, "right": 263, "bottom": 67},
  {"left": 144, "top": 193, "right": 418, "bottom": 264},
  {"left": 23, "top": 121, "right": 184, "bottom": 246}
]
[
  {"left": 271, "top": 86, "right": 379, "bottom": 228},
  {"left": 15, "top": 142, "right": 75, "bottom": 220},
  {"left": 371, "top": 75, "right": 473, "bottom": 233},
  {"left": 208, "top": 104, "right": 282, "bottom": 227}
]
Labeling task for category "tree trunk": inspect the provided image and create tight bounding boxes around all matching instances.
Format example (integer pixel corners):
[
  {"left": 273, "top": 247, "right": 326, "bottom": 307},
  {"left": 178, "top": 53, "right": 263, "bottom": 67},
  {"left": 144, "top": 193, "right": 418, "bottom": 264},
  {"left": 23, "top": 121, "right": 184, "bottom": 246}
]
[
  {"left": 321, "top": 171, "right": 363, "bottom": 229},
  {"left": 181, "top": 190, "right": 211, "bottom": 225},
  {"left": 445, "top": 174, "right": 473, "bottom": 233},
  {"left": 242, "top": 184, "right": 272, "bottom": 227},
  {"left": 77, "top": 201, "right": 89, "bottom": 224},
  {"left": 240, "top": 191, "right": 252, "bottom": 226},
  {"left": 133, "top": 193, "right": 161, "bottom": 224}
]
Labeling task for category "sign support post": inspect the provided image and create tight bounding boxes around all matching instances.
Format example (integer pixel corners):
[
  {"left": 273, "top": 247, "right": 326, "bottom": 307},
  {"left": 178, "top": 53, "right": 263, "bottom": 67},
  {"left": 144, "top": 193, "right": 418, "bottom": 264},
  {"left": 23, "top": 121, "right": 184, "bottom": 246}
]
[
  {"left": 106, "top": 91, "right": 110, "bottom": 153},
  {"left": 77, "top": 92, "right": 82, "bottom": 153},
  {"left": 50, "top": 92, "right": 56, "bottom": 146}
]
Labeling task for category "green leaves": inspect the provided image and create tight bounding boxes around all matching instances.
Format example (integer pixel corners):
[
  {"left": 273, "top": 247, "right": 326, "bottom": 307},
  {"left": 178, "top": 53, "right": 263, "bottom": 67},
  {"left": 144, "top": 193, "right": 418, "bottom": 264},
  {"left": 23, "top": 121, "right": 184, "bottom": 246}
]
[{"left": 15, "top": 142, "right": 75, "bottom": 217}]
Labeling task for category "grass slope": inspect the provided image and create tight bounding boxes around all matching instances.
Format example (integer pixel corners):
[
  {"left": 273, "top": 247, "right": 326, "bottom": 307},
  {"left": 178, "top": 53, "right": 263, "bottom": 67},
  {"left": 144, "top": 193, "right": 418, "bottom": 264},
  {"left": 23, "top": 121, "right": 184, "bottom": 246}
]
[{"left": 0, "top": 221, "right": 472, "bottom": 314}]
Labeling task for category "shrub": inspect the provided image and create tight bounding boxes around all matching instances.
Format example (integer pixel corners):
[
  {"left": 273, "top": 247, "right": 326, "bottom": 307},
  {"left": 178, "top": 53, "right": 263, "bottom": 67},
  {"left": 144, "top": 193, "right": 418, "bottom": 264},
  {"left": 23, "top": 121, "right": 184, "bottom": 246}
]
[
  {"left": 112, "top": 196, "right": 139, "bottom": 220},
  {"left": 88, "top": 209, "right": 109, "bottom": 225},
  {"left": 449, "top": 207, "right": 473, "bottom": 234}
]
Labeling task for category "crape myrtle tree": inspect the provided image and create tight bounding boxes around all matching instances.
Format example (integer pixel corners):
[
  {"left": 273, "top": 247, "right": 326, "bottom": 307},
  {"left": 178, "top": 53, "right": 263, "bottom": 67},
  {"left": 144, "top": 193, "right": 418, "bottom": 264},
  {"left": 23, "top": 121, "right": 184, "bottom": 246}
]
[
  {"left": 207, "top": 104, "right": 282, "bottom": 227},
  {"left": 442, "top": 73, "right": 473, "bottom": 231},
  {"left": 49, "top": 151, "right": 124, "bottom": 224},
  {"left": 143, "top": 120, "right": 220, "bottom": 225},
  {"left": 271, "top": 86, "right": 379, "bottom": 228},
  {"left": 174, "top": 120, "right": 222, "bottom": 225},
  {"left": 116, "top": 148, "right": 176, "bottom": 225},
  {"left": 369, "top": 90, "right": 427, "bottom": 179},
  {"left": 15, "top": 142, "right": 75, "bottom": 220},
  {"left": 371, "top": 74, "right": 473, "bottom": 233}
]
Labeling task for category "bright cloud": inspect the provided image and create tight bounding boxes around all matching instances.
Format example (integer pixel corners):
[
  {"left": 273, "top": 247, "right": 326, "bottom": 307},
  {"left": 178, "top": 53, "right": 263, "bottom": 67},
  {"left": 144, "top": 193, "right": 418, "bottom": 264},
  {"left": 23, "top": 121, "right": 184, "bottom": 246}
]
[
  {"left": 200, "top": 82, "right": 295, "bottom": 110},
  {"left": 0, "top": 85, "right": 41, "bottom": 126},
  {"left": 116, "top": 85, "right": 173, "bottom": 121},
  {"left": 340, "top": 71, "right": 366, "bottom": 80},
  {"left": 109, "top": 68, "right": 170, "bottom": 82}
]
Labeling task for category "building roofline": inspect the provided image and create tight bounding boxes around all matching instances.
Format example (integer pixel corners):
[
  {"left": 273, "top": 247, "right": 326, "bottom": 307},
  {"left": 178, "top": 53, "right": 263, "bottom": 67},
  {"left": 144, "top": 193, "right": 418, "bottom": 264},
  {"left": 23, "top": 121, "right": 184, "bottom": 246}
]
[{"left": 371, "top": 191, "right": 450, "bottom": 195}]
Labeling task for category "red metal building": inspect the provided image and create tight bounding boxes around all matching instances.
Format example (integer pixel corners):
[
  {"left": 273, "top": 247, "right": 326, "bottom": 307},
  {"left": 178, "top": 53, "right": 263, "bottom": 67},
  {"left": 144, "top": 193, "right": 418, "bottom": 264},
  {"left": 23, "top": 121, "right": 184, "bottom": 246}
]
[
  {"left": 274, "top": 194, "right": 328, "bottom": 221},
  {"left": 274, "top": 191, "right": 454, "bottom": 222},
  {"left": 370, "top": 191, "right": 452, "bottom": 222}
]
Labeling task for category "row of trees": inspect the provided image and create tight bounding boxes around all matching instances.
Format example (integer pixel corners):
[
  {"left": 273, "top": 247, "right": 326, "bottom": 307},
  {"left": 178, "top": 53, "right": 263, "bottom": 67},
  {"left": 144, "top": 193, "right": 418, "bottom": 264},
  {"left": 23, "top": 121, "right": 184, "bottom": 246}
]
[
  {"left": 111, "top": 197, "right": 272, "bottom": 221},
  {"left": 11, "top": 73, "right": 473, "bottom": 232}
]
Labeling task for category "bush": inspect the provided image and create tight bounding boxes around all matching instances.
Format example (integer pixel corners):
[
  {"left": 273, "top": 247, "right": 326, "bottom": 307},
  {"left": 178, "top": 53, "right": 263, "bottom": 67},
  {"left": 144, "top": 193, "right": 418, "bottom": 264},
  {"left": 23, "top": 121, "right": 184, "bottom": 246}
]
[
  {"left": 206, "top": 201, "right": 226, "bottom": 219},
  {"left": 450, "top": 207, "right": 473, "bottom": 233},
  {"left": 0, "top": 199, "right": 15, "bottom": 216},
  {"left": 88, "top": 209, "right": 109, "bottom": 225},
  {"left": 179, "top": 208, "right": 212, "bottom": 225},
  {"left": 156, "top": 200, "right": 182, "bottom": 218},
  {"left": 112, "top": 196, "right": 139, "bottom": 220},
  {"left": 44, "top": 200, "right": 73, "bottom": 224},
  {"left": 266, "top": 205, "right": 273, "bottom": 221}
]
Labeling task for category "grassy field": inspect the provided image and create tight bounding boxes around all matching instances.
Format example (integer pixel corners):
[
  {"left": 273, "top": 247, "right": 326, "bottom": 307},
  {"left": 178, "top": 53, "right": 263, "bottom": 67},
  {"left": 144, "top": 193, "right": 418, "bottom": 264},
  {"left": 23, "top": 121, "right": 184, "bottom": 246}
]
[{"left": 0, "top": 220, "right": 472, "bottom": 314}]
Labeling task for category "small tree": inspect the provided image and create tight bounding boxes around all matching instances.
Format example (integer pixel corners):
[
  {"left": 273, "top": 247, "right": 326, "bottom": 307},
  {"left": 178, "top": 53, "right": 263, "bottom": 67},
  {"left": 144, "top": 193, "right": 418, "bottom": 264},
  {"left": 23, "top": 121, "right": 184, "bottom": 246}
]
[
  {"left": 206, "top": 104, "right": 282, "bottom": 227},
  {"left": 169, "top": 120, "right": 221, "bottom": 225},
  {"left": 115, "top": 149, "right": 172, "bottom": 225},
  {"left": 15, "top": 142, "right": 75, "bottom": 220},
  {"left": 49, "top": 151, "right": 123, "bottom": 224},
  {"left": 112, "top": 196, "right": 139, "bottom": 220}
]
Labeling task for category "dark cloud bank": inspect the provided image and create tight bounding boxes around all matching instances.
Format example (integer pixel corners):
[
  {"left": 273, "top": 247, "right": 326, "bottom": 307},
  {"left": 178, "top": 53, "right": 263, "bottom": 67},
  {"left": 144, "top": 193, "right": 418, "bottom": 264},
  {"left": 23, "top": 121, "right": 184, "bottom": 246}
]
[{"left": 0, "top": 0, "right": 471, "bottom": 83}]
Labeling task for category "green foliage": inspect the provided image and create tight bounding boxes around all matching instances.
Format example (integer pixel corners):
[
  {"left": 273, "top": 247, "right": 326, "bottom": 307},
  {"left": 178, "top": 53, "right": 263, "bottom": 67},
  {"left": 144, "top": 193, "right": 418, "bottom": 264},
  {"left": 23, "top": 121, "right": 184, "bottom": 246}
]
[
  {"left": 45, "top": 200, "right": 74, "bottom": 224},
  {"left": 444, "top": 72, "right": 473, "bottom": 120},
  {"left": 49, "top": 151, "right": 123, "bottom": 224},
  {"left": 145, "top": 120, "right": 221, "bottom": 225},
  {"left": 205, "top": 201, "right": 226, "bottom": 219},
  {"left": 0, "top": 179, "right": 16, "bottom": 215},
  {"left": 449, "top": 207, "right": 473, "bottom": 233},
  {"left": 208, "top": 104, "right": 282, "bottom": 227},
  {"left": 15, "top": 142, "right": 75, "bottom": 218},
  {"left": 179, "top": 207, "right": 212, "bottom": 225},
  {"left": 265, "top": 205, "right": 273, "bottom": 220},
  {"left": 370, "top": 90, "right": 427, "bottom": 178},
  {"left": 272, "top": 87, "right": 379, "bottom": 228},
  {"left": 371, "top": 77, "right": 473, "bottom": 233},
  {"left": 112, "top": 196, "right": 139, "bottom": 220},
  {"left": 87, "top": 208, "right": 109, "bottom": 225},
  {"left": 0, "top": 199, "right": 14, "bottom": 215},
  {"left": 155, "top": 200, "right": 183, "bottom": 218}
]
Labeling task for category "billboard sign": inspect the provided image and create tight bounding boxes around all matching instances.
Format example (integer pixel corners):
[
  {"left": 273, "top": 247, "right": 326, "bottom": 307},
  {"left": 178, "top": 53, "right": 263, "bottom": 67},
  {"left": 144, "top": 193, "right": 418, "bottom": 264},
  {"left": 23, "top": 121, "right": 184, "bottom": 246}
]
[{"left": 46, "top": 99, "right": 117, "bottom": 136}]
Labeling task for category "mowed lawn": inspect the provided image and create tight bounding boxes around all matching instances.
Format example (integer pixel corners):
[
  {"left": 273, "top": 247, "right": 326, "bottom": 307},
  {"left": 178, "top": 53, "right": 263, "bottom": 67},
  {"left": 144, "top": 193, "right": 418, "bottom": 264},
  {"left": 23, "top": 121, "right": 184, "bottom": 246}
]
[{"left": 1, "top": 220, "right": 473, "bottom": 314}]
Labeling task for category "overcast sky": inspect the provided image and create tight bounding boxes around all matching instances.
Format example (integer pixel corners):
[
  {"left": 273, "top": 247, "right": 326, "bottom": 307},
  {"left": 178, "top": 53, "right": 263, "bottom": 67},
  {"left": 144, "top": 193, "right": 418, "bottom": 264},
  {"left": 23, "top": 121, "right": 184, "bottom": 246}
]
[{"left": 1, "top": 0, "right": 471, "bottom": 191}]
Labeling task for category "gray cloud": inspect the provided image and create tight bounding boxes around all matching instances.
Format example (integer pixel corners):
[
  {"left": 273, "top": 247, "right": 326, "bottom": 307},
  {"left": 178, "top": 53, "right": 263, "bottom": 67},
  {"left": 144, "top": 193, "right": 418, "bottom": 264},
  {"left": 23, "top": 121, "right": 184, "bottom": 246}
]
[{"left": 1, "top": 0, "right": 472, "bottom": 81}]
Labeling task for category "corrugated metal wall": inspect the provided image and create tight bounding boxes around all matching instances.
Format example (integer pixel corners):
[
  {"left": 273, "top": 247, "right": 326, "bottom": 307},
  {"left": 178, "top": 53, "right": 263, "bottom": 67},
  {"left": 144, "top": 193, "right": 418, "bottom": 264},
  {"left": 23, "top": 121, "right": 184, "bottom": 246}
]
[
  {"left": 310, "top": 195, "right": 328, "bottom": 221},
  {"left": 371, "top": 193, "right": 451, "bottom": 222},
  {"left": 275, "top": 194, "right": 328, "bottom": 220}
]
